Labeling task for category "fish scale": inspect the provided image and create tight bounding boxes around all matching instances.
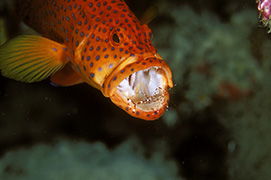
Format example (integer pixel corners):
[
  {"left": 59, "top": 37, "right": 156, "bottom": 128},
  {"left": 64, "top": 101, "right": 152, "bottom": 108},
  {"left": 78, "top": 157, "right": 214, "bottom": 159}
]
[{"left": 0, "top": 0, "right": 173, "bottom": 120}]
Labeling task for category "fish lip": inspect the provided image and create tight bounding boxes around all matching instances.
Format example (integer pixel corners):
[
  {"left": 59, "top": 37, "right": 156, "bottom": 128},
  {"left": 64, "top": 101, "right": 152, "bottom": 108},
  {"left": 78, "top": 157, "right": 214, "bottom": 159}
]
[
  {"left": 103, "top": 56, "right": 173, "bottom": 120},
  {"left": 110, "top": 84, "right": 170, "bottom": 120}
]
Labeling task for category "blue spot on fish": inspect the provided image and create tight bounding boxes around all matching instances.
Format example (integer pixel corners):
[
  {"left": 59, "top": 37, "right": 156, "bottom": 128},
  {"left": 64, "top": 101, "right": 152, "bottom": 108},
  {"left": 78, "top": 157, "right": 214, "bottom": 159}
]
[{"left": 90, "top": 73, "right": 95, "bottom": 78}]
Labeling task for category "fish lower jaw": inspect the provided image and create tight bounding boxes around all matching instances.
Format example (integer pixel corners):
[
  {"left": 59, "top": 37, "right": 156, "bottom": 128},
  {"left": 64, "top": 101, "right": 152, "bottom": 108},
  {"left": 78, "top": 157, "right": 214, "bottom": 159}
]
[
  {"left": 115, "top": 66, "right": 169, "bottom": 119},
  {"left": 125, "top": 87, "right": 168, "bottom": 111}
]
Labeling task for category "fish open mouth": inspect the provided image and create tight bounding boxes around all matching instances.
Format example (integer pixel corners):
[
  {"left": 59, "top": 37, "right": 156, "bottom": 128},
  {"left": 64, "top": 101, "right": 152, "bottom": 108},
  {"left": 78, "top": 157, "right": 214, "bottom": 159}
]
[
  {"left": 103, "top": 56, "right": 173, "bottom": 120},
  {"left": 116, "top": 66, "right": 168, "bottom": 111}
]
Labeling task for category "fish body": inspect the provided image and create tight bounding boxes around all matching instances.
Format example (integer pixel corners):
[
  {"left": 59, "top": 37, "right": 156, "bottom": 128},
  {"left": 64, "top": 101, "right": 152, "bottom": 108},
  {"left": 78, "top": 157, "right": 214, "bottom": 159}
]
[{"left": 0, "top": 0, "right": 173, "bottom": 120}]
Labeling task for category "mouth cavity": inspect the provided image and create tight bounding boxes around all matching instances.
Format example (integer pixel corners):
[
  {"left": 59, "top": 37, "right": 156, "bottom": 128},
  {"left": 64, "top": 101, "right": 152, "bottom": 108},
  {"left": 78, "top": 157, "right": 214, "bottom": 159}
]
[{"left": 116, "top": 66, "right": 168, "bottom": 111}]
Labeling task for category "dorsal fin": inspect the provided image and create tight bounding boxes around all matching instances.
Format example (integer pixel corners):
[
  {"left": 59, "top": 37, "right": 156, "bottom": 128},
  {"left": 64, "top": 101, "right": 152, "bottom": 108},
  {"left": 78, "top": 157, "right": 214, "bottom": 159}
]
[{"left": 140, "top": 5, "right": 159, "bottom": 24}]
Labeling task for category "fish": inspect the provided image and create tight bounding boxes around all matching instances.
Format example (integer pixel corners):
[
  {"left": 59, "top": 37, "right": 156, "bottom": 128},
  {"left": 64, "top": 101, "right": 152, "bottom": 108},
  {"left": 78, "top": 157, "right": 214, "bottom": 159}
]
[{"left": 0, "top": 0, "right": 173, "bottom": 120}]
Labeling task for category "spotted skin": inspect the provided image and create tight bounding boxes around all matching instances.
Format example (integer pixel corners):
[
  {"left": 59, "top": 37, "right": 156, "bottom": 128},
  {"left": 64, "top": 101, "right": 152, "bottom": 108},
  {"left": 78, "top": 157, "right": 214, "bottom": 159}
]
[{"left": 14, "top": 0, "right": 173, "bottom": 120}]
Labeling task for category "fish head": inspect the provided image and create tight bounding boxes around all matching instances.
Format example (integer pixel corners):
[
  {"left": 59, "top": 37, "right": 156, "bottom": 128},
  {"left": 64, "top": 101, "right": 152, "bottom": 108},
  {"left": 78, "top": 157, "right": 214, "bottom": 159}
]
[
  {"left": 78, "top": 3, "right": 173, "bottom": 120},
  {"left": 101, "top": 24, "right": 173, "bottom": 120},
  {"left": 103, "top": 55, "right": 173, "bottom": 120}
]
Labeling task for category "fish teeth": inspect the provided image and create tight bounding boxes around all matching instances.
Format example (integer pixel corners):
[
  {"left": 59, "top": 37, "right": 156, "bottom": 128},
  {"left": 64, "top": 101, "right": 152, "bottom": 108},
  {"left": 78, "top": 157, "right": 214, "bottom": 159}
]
[
  {"left": 129, "top": 71, "right": 136, "bottom": 88},
  {"left": 117, "top": 67, "right": 165, "bottom": 106},
  {"left": 148, "top": 68, "right": 163, "bottom": 95}
]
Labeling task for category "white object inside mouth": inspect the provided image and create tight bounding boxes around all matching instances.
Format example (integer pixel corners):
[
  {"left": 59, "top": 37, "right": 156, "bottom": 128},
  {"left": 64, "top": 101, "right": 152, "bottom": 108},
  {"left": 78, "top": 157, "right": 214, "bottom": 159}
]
[{"left": 116, "top": 67, "right": 168, "bottom": 110}]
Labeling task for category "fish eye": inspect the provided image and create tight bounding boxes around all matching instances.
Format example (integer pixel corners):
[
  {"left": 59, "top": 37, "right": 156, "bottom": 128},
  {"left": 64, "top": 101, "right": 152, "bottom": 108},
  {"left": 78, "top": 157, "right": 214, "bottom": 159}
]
[
  {"left": 112, "top": 33, "right": 120, "bottom": 44},
  {"left": 110, "top": 27, "right": 125, "bottom": 46}
]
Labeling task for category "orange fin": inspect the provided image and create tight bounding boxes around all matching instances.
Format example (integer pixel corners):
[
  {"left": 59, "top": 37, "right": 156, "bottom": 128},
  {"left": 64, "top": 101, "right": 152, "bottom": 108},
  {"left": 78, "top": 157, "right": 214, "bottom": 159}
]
[
  {"left": 50, "top": 63, "right": 83, "bottom": 86},
  {"left": 140, "top": 5, "right": 159, "bottom": 24},
  {"left": 0, "top": 35, "right": 68, "bottom": 82}
]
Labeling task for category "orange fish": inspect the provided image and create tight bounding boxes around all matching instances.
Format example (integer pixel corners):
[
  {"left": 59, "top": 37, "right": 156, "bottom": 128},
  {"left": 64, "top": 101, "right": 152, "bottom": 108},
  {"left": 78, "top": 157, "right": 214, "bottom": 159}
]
[{"left": 0, "top": 0, "right": 173, "bottom": 120}]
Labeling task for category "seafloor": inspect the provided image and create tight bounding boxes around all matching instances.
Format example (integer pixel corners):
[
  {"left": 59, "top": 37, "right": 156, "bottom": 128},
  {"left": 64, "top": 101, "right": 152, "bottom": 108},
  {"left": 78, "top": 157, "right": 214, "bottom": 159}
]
[{"left": 0, "top": 0, "right": 271, "bottom": 180}]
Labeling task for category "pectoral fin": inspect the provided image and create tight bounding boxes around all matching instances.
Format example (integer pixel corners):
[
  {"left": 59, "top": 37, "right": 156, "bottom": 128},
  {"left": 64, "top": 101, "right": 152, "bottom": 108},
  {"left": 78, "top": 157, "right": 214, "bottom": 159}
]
[
  {"left": 0, "top": 35, "right": 68, "bottom": 83},
  {"left": 50, "top": 63, "right": 83, "bottom": 86}
]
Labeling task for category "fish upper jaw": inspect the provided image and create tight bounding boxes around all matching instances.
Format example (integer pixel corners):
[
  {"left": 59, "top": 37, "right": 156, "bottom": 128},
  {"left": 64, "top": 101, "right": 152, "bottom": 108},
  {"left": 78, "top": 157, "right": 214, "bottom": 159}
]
[{"left": 102, "top": 55, "right": 173, "bottom": 120}]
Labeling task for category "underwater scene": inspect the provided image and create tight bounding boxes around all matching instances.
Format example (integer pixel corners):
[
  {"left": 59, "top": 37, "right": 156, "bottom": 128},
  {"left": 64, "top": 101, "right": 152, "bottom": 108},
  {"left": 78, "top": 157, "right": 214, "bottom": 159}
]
[{"left": 0, "top": 0, "right": 271, "bottom": 179}]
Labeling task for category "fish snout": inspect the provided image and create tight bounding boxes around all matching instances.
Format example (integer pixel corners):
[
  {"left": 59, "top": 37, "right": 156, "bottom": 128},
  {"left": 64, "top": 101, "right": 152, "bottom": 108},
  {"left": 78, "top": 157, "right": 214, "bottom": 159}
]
[{"left": 103, "top": 56, "right": 173, "bottom": 120}]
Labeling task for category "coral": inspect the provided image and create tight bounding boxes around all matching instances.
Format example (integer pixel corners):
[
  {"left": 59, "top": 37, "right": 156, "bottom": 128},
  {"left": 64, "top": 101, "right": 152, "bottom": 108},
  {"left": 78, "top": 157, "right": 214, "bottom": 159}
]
[
  {"left": 157, "top": 2, "right": 262, "bottom": 104},
  {"left": 221, "top": 74, "right": 271, "bottom": 180},
  {"left": 257, "top": 0, "right": 271, "bottom": 32},
  {"left": 219, "top": 29, "right": 271, "bottom": 180},
  {"left": 0, "top": 138, "right": 183, "bottom": 180},
  {"left": 153, "top": 1, "right": 271, "bottom": 180},
  {"left": 153, "top": 1, "right": 263, "bottom": 126}
]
